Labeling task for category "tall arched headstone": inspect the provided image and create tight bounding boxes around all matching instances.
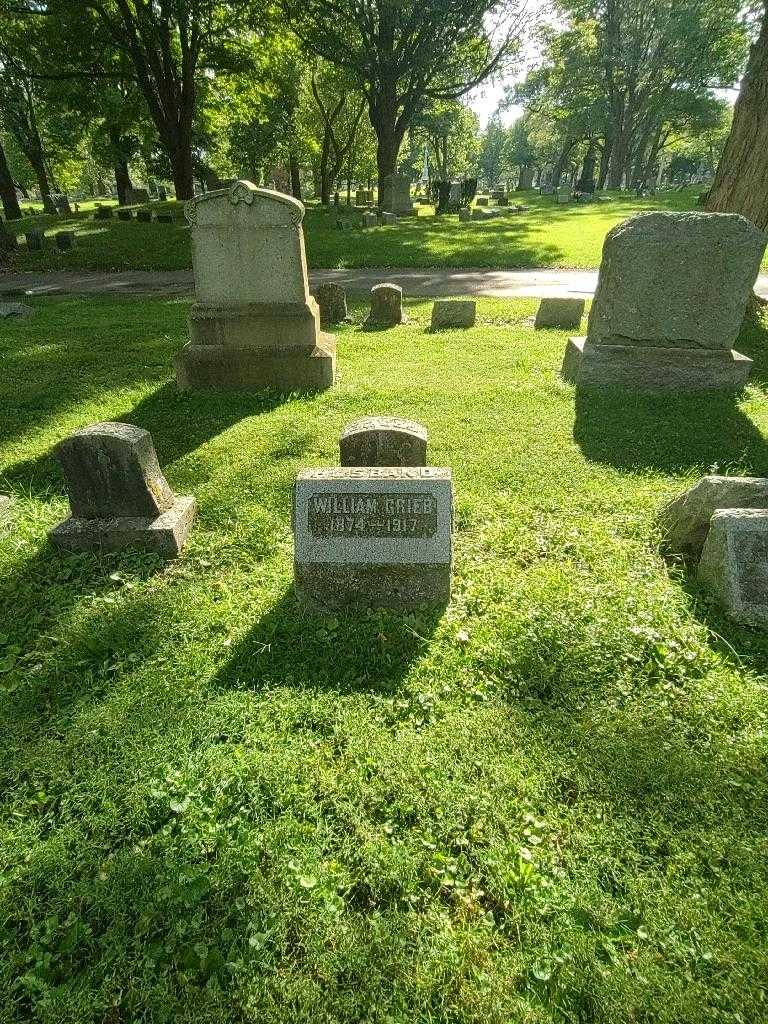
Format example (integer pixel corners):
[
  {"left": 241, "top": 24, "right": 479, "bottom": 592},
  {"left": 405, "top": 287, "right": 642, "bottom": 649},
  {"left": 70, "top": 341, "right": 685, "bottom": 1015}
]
[{"left": 175, "top": 181, "right": 336, "bottom": 392}]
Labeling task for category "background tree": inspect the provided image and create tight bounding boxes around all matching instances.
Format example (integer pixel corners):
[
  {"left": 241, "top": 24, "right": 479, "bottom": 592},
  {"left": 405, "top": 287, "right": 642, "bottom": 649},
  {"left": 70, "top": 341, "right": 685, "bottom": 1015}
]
[
  {"left": 0, "top": 135, "right": 22, "bottom": 220},
  {"left": 287, "top": 0, "right": 527, "bottom": 194},
  {"left": 707, "top": 1, "right": 768, "bottom": 229}
]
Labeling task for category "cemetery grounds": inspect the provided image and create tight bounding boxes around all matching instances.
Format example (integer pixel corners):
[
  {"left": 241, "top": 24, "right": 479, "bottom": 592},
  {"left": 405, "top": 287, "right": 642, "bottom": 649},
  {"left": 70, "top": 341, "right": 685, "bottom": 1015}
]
[
  {"left": 12, "top": 188, "right": 768, "bottom": 275},
  {"left": 1, "top": 292, "right": 768, "bottom": 1022}
]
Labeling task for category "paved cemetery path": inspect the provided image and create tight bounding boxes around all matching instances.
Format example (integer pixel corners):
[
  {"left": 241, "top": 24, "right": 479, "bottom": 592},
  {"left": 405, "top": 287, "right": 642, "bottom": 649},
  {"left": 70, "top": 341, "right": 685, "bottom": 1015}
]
[{"left": 2, "top": 267, "right": 768, "bottom": 300}]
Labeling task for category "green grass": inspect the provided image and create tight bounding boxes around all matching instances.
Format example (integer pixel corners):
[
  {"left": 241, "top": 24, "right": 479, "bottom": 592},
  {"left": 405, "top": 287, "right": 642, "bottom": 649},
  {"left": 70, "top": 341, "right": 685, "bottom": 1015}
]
[
  {"left": 2, "top": 297, "right": 768, "bottom": 1021},
  {"left": 10, "top": 188, "right": 763, "bottom": 275}
]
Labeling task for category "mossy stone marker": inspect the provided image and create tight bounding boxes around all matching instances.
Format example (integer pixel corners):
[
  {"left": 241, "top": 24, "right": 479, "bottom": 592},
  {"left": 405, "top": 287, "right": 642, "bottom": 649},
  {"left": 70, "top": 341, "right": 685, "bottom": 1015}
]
[
  {"left": 293, "top": 467, "right": 453, "bottom": 610},
  {"left": 50, "top": 422, "right": 196, "bottom": 556},
  {"left": 340, "top": 416, "right": 427, "bottom": 467}
]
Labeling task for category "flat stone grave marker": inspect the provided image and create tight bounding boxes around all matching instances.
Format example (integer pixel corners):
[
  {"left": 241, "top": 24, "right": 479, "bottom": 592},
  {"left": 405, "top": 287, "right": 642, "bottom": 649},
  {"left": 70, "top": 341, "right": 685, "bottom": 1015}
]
[
  {"left": 431, "top": 300, "right": 476, "bottom": 329},
  {"left": 365, "top": 283, "right": 404, "bottom": 327},
  {"left": 698, "top": 509, "right": 768, "bottom": 627},
  {"left": 176, "top": 180, "right": 335, "bottom": 392},
  {"left": 50, "top": 422, "right": 196, "bottom": 556},
  {"left": 562, "top": 212, "right": 766, "bottom": 391},
  {"left": 340, "top": 417, "right": 427, "bottom": 467},
  {"left": 293, "top": 467, "right": 453, "bottom": 609},
  {"left": 55, "top": 231, "right": 75, "bottom": 251},
  {"left": 0, "top": 303, "right": 34, "bottom": 319},
  {"left": 534, "top": 297, "right": 584, "bottom": 329}
]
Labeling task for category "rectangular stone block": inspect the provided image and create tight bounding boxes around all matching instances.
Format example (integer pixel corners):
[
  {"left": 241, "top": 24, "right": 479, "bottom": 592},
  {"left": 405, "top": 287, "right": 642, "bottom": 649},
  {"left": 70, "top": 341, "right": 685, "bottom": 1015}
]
[
  {"left": 534, "top": 297, "right": 585, "bottom": 329},
  {"left": 294, "top": 467, "right": 453, "bottom": 610},
  {"left": 561, "top": 337, "right": 752, "bottom": 391},
  {"left": 431, "top": 300, "right": 476, "bottom": 329},
  {"left": 698, "top": 509, "right": 768, "bottom": 626},
  {"left": 50, "top": 496, "right": 196, "bottom": 557}
]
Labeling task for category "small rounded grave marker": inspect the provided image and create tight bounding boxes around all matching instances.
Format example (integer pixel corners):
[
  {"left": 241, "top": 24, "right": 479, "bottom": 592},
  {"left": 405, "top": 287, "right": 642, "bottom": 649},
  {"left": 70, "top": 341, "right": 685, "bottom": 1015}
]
[{"left": 340, "top": 416, "right": 427, "bottom": 467}]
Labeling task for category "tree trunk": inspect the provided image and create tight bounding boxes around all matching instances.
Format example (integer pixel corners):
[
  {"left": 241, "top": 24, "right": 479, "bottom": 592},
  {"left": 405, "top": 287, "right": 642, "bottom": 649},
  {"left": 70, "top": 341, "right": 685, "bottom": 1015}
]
[
  {"left": 598, "top": 135, "right": 613, "bottom": 190},
  {"left": 320, "top": 129, "right": 333, "bottom": 205},
  {"left": 551, "top": 143, "right": 574, "bottom": 189},
  {"left": 0, "top": 137, "right": 22, "bottom": 220},
  {"left": 706, "top": 2, "right": 768, "bottom": 230},
  {"left": 28, "top": 152, "right": 56, "bottom": 214},
  {"left": 114, "top": 158, "right": 132, "bottom": 205},
  {"left": 578, "top": 141, "right": 597, "bottom": 193},
  {"left": 166, "top": 126, "right": 195, "bottom": 200},
  {"left": 518, "top": 164, "right": 535, "bottom": 190},
  {"left": 289, "top": 150, "right": 302, "bottom": 200}
]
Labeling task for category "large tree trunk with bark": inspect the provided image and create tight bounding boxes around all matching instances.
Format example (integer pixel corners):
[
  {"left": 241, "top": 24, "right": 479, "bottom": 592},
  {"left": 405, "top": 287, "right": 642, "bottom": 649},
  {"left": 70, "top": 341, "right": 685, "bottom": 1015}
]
[
  {"left": 167, "top": 126, "right": 195, "bottom": 200},
  {"left": 0, "top": 138, "right": 22, "bottom": 220},
  {"left": 706, "top": 2, "right": 768, "bottom": 230},
  {"left": 114, "top": 158, "right": 132, "bottom": 206},
  {"left": 289, "top": 150, "right": 302, "bottom": 200}
]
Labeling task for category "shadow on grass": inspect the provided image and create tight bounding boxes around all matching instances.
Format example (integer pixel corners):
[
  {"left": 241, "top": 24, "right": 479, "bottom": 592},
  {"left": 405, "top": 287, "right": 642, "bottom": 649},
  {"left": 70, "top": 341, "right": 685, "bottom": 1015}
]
[
  {"left": 213, "top": 588, "right": 444, "bottom": 697},
  {"left": 574, "top": 308, "right": 768, "bottom": 474},
  {"left": 0, "top": 541, "right": 168, "bottom": 729},
  {"left": 573, "top": 387, "right": 768, "bottom": 475},
  {"left": 2, "top": 382, "right": 292, "bottom": 499}
]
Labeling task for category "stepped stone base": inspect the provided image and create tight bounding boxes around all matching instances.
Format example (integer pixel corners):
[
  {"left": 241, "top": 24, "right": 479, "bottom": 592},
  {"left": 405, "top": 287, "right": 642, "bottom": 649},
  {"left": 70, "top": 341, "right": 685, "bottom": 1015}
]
[
  {"left": 176, "top": 301, "right": 336, "bottom": 392},
  {"left": 561, "top": 337, "right": 752, "bottom": 391},
  {"left": 176, "top": 338, "right": 336, "bottom": 392},
  {"left": 49, "top": 496, "right": 196, "bottom": 556}
]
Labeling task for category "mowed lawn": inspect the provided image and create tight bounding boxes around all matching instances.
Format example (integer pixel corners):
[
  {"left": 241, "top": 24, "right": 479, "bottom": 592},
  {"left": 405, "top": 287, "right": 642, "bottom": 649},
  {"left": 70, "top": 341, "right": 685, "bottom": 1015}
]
[
  {"left": 2, "top": 297, "right": 768, "bottom": 1022},
  {"left": 7, "top": 188, "right": 759, "bottom": 275}
]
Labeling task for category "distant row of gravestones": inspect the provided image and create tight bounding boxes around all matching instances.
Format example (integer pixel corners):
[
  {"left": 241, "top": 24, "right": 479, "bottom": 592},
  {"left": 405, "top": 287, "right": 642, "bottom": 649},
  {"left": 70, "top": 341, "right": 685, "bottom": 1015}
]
[{"left": 4, "top": 180, "right": 768, "bottom": 623}]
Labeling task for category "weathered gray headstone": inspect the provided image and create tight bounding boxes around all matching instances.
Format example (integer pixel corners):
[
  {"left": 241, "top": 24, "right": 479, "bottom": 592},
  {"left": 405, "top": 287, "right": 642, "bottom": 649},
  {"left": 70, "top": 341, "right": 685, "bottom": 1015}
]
[
  {"left": 562, "top": 212, "right": 767, "bottom": 390},
  {"left": 293, "top": 466, "right": 453, "bottom": 609},
  {"left": 156, "top": 213, "right": 174, "bottom": 224},
  {"left": 340, "top": 417, "right": 427, "bottom": 467},
  {"left": 49, "top": 422, "right": 196, "bottom": 556},
  {"left": 448, "top": 182, "right": 462, "bottom": 213},
  {"left": 540, "top": 185, "right": 555, "bottom": 195},
  {"left": 25, "top": 230, "right": 44, "bottom": 250},
  {"left": 381, "top": 211, "right": 398, "bottom": 225},
  {"left": 379, "top": 174, "right": 413, "bottom": 216},
  {"left": 556, "top": 191, "right": 570, "bottom": 205},
  {"left": 476, "top": 196, "right": 489, "bottom": 207},
  {"left": 431, "top": 300, "right": 476, "bottom": 329},
  {"left": 362, "top": 211, "right": 378, "bottom": 229},
  {"left": 698, "top": 509, "right": 768, "bottom": 626},
  {"left": 0, "top": 303, "right": 34, "bottom": 319},
  {"left": 117, "top": 210, "right": 133, "bottom": 221},
  {"left": 94, "top": 206, "right": 113, "bottom": 220},
  {"left": 136, "top": 210, "right": 152, "bottom": 223},
  {"left": 55, "top": 231, "right": 75, "bottom": 251},
  {"left": 458, "top": 208, "right": 471, "bottom": 223},
  {"left": 365, "top": 283, "right": 404, "bottom": 327},
  {"left": 314, "top": 282, "right": 348, "bottom": 325},
  {"left": 534, "top": 297, "right": 585, "bottom": 330},
  {"left": 126, "top": 187, "right": 150, "bottom": 205},
  {"left": 176, "top": 181, "right": 336, "bottom": 392},
  {"left": 661, "top": 475, "right": 768, "bottom": 564}
]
